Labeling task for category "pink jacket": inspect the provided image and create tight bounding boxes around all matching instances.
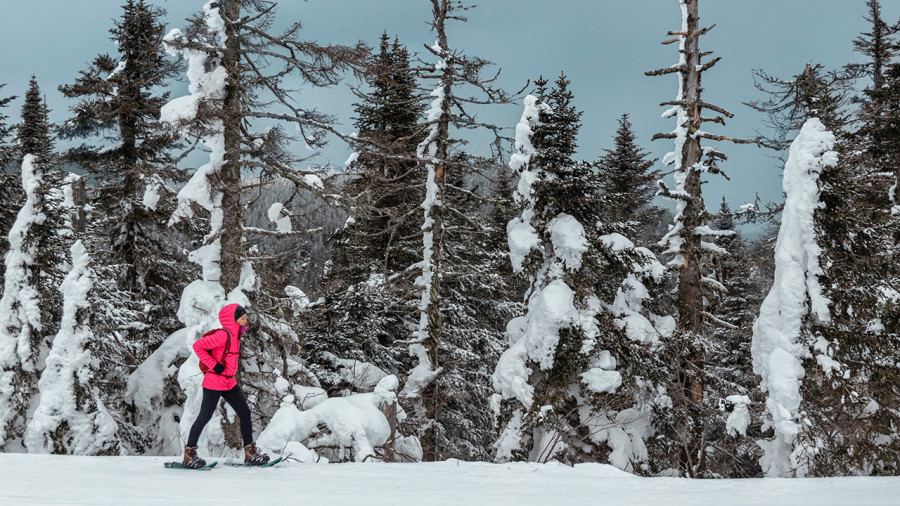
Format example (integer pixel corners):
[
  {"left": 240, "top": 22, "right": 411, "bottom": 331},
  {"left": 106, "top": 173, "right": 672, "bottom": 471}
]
[{"left": 193, "top": 304, "right": 246, "bottom": 391}]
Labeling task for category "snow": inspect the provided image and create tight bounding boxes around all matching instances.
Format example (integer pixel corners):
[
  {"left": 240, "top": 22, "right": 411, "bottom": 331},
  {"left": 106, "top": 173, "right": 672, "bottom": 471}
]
[
  {"left": 0, "top": 453, "right": 897, "bottom": 505},
  {"left": 25, "top": 241, "right": 121, "bottom": 455},
  {"left": 581, "top": 368, "right": 623, "bottom": 394},
  {"left": 725, "top": 395, "right": 752, "bottom": 437},
  {"left": 303, "top": 173, "right": 325, "bottom": 191},
  {"left": 320, "top": 352, "right": 389, "bottom": 391},
  {"left": 599, "top": 232, "right": 634, "bottom": 252},
  {"left": 548, "top": 213, "right": 588, "bottom": 271},
  {"left": 751, "top": 118, "right": 838, "bottom": 478},
  {"left": 507, "top": 95, "right": 551, "bottom": 273},
  {"left": 406, "top": 56, "right": 448, "bottom": 401},
  {"left": 259, "top": 375, "right": 400, "bottom": 462},
  {"left": 524, "top": 280, "right": 579, "bottom": 371},
  {"left": 141, "top": 175, "right": 163, "bottom": 211},
  {"left": 267, "top": 202, "right": 292, "bottom": 233},
  {"left": 507, "top": 214, "right": 541, "bottom": 273},
  {"left": 0, "top": 156, "right": 46, "bottom": 448},
  {"left": 125, "top": 329, "right": 192, "bottom": 455}
]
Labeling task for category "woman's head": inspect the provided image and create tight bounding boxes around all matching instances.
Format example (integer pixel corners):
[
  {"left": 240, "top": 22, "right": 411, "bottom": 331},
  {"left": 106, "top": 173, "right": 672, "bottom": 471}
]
[{"left": 234, "top": 305, "right": 248, "bottom": 326}]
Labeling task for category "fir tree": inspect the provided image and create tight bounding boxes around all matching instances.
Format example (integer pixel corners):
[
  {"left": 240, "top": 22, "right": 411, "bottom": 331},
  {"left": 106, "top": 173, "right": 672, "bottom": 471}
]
[
  {"left": 494, "top": 79, "right": 669, "bottom": 471},
  {"left": 0, "top": 155, "right": 47, "bottom": 451},
  {"left": 303, "top": 33, "right": 422, "bottom": 404},
  {"left": 0, "top": 84, "right": 19, "bottom": 288},
  {"left": 596, "top": 113, "right": 662, "bottom": 243},
  {"left": 24, "top": 240, "right": 122, "bottom": 455},
  {"left": 58, "top": 0, "right": 191, "bottom": 367},
  {"left": 17, "top": 76, "right": 53, "bottom": 165}
]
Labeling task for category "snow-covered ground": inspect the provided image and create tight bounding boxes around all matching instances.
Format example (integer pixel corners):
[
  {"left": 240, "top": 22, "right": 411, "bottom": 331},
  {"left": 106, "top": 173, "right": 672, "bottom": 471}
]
[{"left": 1, "top": 454, "right": 898, "bottom": 505}]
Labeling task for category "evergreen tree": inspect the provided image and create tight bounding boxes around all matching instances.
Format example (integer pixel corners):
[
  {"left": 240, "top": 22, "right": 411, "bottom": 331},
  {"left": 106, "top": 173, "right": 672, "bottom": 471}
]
[
  {"left": 494, "top": 78, "right": 669, "bottom": 471},
  {"left": 0, "top": 84, "right": 19, "bottom": 288},
  {"left": 58, "top": 0, "right": 191, "bottom": 370},
  {"left": 703, "top": 198, "right": 765, "bottom": 477},
  {"left": 17, "top": 76, "right": 53, "bottom": 165},
  {"left": 303, "top": 33, "right": 422, "bottom": 404},
  {"left": 1, "top": 78, "right": 65, "bottom": 451},
  {"left": 747, "top": 18, "right": 900, "bottom": 472},
  {"left": 596, "top": 113, "right": 662, "bottom": 243},
  {"left": 0, "top": 155, "right": 48, "bottom": 451},
  {"left": 24, "top": 240, "right": 122, "bottom": 455},
  {"left": 746, "top": 63, "right": 856, "bottom": 150},
  {"left": 429, "top": 151, "right": 520, "bottom": 461}
]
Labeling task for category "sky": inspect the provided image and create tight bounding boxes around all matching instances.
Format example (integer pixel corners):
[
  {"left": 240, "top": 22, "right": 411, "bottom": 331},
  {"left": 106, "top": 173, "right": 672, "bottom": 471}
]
[{"left": 2, "top": 0, "right": 898, "bottom": 231}]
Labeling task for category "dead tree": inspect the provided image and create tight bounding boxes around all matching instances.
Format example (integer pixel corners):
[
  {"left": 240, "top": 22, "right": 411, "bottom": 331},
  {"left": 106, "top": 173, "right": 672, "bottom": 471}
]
[{"left": 645, "top": 0, "right": 754, "bottom": 477}]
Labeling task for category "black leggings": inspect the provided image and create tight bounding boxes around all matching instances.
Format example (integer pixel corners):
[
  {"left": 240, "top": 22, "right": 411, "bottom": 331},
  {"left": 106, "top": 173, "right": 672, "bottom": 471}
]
[{"left": 187, "top": 386, "right": 254, "bottom": 447}]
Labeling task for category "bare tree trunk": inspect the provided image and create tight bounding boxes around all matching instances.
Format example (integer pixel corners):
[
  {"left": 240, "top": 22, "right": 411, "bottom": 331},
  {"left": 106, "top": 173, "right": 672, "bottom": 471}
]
[
  {"left": 678, "top": 0, "right": 706, "bottom": 413},
  {"left": 417, "top": 0, "right": 453, "bottom": 462},
  {"left": 219, "top": 0, "right": 243, "bottom": 294}
]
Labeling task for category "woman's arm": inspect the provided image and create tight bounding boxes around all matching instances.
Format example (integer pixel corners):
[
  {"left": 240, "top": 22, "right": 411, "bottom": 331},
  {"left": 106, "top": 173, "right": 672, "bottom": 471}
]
[{"left": 192, "top": 331, "right": 225, "bottom": 371}]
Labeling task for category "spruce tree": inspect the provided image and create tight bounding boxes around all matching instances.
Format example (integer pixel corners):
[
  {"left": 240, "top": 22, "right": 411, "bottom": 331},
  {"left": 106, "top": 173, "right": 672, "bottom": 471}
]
[
  {"left": 596, "top": 113, "right": 662, "bottom": 243},
  {"left": 303, "top": 33, "right": 422, "bottom": 400},
  {"left": 0, "top": 84, "right": 19, "bottom": 288},
  {"left": 749, "top": 24, "right": 900, "bottom": 473},
  {"left": 494, "top": 78, "right": 669, "bottom": 470},
  {"left": 16, "top": 76, "right": 67, "bottom": 349},
  {"left": 702, "top": 198, "right": 765, "bottom": 477},
  {"left": 58, "top": 0, "right": 191, "bottom": 367}
]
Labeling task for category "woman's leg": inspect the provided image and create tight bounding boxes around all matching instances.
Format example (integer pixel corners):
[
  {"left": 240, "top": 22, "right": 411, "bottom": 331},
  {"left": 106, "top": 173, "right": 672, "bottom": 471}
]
[
  {"left": 221, "top": 385, "right": 254, "bottom": 445},
  {"left": 186, "top": 388, "right": 223, "bottom": 447}
]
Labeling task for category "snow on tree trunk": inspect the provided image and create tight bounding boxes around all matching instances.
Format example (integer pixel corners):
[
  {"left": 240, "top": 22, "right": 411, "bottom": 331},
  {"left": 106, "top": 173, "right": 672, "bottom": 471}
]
[
  {"left": 752, "top": 118, "right": 837, "bottom": 478},
  {"left": 401, "top": 51, "right": 449, "bottom": 401},
  {"left": 0, "top": 155, "right": 46, "bottom": 450},
  {"left": 156, "top": 1, "right": 251, "bottom": 454},
  {"left": 24, "top": 241, "right": 121, "bottom": 455},
  {"left": 491, "top": 96, "right": 547, "bottom": 459}
]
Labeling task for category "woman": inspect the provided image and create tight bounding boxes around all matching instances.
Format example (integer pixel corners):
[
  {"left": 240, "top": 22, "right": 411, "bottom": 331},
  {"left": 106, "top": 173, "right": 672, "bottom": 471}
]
[{"left": 183, "top": 303, "right": 270, "bottom": 468}]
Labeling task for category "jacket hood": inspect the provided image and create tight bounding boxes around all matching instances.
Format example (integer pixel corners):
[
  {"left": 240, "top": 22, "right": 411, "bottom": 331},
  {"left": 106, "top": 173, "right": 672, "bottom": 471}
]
[{"left": 218, "top": 303, "right": 243, "bottom": 338}]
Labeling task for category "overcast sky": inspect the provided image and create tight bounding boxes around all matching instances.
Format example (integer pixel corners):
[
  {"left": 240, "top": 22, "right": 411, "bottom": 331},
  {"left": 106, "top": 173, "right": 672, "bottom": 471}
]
[{"left": 2, "top": 0, "right": 897, "bottom": 228}]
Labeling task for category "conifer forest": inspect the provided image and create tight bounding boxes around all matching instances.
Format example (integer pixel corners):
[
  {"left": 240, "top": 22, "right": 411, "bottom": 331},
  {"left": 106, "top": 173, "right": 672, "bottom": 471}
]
[{"left": 0, "top": 0, "right": 899, "bottom": 479}]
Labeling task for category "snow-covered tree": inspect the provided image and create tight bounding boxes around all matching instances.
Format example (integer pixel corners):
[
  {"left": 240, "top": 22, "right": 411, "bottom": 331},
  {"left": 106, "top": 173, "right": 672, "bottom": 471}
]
[
  {"left": 153, "top": 0, "right": 365, "bottom": 454},
  {"left": 0, "top": 76, "right": 71, "bottom": 451},
  {"left": 493, "top": 79, "right": 671, "bottom": 470},
  {"left": 402, "top": 0, "right": 519, "bottom": 459},
  {"left": 645, "top": 0, "right": 754, "bottom": 476},
  {"left": 0, "top": 155, "right": 47, "bottom": 451},
  {"left": 0, "top": 83, "right": 19, "bottom": 288},
  {"left": 304, "top": 34, "right": 422, "bottom": 398},
  {"left": 56, "top": 3, "right": 194, "bottom": 444},
  {"left": 751, "top": 118, "right": 837, "bottom": 477},
  {"left": 24, "top": 241, "right": 122, "bottom": 455}
]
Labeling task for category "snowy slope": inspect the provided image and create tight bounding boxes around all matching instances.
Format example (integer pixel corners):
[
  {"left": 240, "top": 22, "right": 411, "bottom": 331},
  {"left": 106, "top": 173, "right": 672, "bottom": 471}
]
[{"left": 1, "top": 454, "right": 898, "bottom": 505}]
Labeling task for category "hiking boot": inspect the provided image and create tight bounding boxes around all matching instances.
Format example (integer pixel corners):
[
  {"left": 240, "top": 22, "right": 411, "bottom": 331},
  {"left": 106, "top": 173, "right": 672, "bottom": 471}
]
[
  {"left": 244, "top": 442, "right": 270, "bottom": 466},
  {"left": 183, "top": 446, "right": 207, "bottom": 469}
]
